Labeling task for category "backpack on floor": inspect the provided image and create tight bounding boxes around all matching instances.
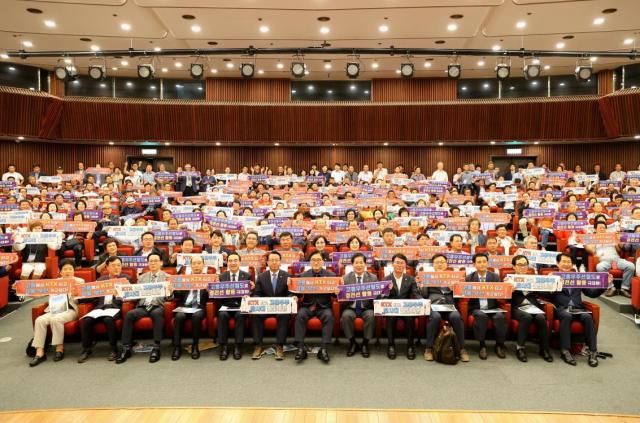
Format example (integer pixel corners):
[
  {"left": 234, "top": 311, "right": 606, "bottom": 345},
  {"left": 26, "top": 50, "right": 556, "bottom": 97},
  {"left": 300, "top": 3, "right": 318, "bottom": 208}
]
[{"left": 433, "top": 324, "right": 460, "bottom": 365}]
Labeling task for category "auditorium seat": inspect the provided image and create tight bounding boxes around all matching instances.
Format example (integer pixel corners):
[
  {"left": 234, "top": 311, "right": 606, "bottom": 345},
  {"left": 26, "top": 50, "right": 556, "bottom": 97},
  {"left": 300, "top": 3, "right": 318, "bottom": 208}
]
[{"left": 0, "top": 276, "right": 8, "bottom": 310}]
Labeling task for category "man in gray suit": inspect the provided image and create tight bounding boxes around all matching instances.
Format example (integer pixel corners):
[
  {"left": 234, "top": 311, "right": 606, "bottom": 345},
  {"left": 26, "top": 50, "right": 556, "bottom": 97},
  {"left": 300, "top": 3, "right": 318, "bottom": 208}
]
[
  {"left": 340, "top": 253, "right": 377, "bottom": 358},
  {"left": 116, "top": 253, "right": 170, "bottom": 364}
]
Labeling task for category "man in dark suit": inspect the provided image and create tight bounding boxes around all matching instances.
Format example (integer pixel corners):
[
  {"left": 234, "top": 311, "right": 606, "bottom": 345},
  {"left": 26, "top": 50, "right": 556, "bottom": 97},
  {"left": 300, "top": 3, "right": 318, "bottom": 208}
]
[
  {"left": 133, "top": 232, "right": 168, "bottom": 266},
  {"left": 550, "top": 253, "right": 603, "bottom": 367},
  {"left": 78, "top": 256, "right": 131, "bottom": 363},
  {"left": 510, "top": 255, "right": 553, "bottom": 363},
  {"left": 294, "top": 250, "right": 336, "bottom": 363},
  {"left": 383, "top": 253, "right": 422, "bottom": 360},
  {"left": 465, "top": 253, "right": 507, "bottom": 360},
  {"left": 29, "top": 164, "right": 46, "bottom": 180},
  {"left": 217, "top": 252, "right": 251, "bottom": 360},
  {"left": 175, "top": 164, "right": 201, "bottom": 196},
  {"left": 171, "top": 256, "right": 210, "bottom": 361},
  {"left": 251, "top": 251, "right": 291, "bottom": 360},
  {"left": 340, "top": 253, "right": 377, "bottom": 358},
  {"left": 205, "top": 230, "right": 233, "bottom": 264}
]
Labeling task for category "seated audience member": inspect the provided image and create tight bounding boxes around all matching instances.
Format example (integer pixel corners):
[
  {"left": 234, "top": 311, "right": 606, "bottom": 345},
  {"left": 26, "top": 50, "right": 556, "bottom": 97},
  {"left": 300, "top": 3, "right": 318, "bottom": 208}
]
[
  {"left": 495, "top": 224, "right": 516, "bottom": 253},
  {"left": 238, "top": 231, "right": 263, "bottom": 255},
  {"left": 94, "top": 238, "right": 123, "bottom": 274},
  {"left": 586, "top": 221, "right": 634, "bottom": 298},
  {"left": 29, "top": 259, "right": 84, "bottom": 367},
  {"left": 465, "top": 253, "right": 507, "bottom": 360},
  {"left": 78, "top": 256, "right": 131, "bottom": 363},
  {"left": 217, "top": 252, "right": 251, "bottom": 360},
  {"left": 58, "top": 212, "right": 92, "bottom": 269},
  {"left": 14, "top": 220, "right": 62, "bottom": 280},
  {"left": 133, "top": 231, "right": 168, "bottom": 265}
]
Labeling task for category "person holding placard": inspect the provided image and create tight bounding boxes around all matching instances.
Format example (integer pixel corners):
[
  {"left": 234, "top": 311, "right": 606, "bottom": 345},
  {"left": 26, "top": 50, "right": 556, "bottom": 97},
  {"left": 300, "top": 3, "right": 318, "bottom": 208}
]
[
  {"left": 14, "top": 220, "right": 62, "bottom": 280},
  {"left": 171, "top": 256, "right": 209, "bottom": 361},
  {"left": 422, "top": 254, "right": 468, "bottom": 362},
  {"left": 340, "top": 253, "right": 378, "bottom": 358},
  {"left": 116, "top": 253, "right": 169, "bottom": 364},
  {"left": 383, "top": 253, "right": 422, "bottom": 360},
  {"left": 251, "top": 251, "right": 291, "bottom": 360},
  {"left": 587, "top": 221, "right": 635, "bottom": 298},
  {"left": 294, "top": 250, "right": 336, "bottom": 363},
  {"left": 217, "top": 252, "right": 251, "bottom": 360},
  {"left": 94, "top": 238, "right": 124, "bottom": 274},
  {"left": 465, "top": 253, "right": 507, "bottom": 360},
  {"left": 133, "top": 232, "right": 168, "bottom": 266},
  {"left": 510, "top": 255, "right": 553, "bottom": 363},
  {"left": 206, "top": 230, "right": 233, "bottom": 262},
  {"left": 78, "top": 256, "right": 130, "bottom": 363},
  {"left": 29, "top": 259, "right": 84, "bottom": 367}
]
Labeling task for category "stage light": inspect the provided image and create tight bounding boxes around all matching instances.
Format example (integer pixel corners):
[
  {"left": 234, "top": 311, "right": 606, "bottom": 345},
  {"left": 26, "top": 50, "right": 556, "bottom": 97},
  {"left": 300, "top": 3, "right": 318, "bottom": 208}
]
[
  {"left": 54, "top": 65, "right": 78, "bottom": 81},
  {"left": 240, "top": 63, "right": 255, "bottom": 78},
  {"left": 400, "top": 63, "right": 414, "bottom": 78},
  {"left": 346, "top": 62, "right": 360, "bottom": 78},
  {"left": 524, "top": 62, "right": 541, "bottom": 79},
  {"left": 495, "top": 63, "right": 510, "bottom": 79},
  {"left": 88, "top": 65, "right": 106, "bottom": 81},
  {"left": 190, "top": 63, "right": 205, "bottom": 79},
  {"left": 447, "top": 64, "right": 461, "bottom": 79},
  {"left": 291, "top": 62, "right": 305, "bottom": 78},
  {"left": 137, "top": 64, "right": 155, "bottom": 79},
  {"left": 575, "top": 65, "right": 593, "bottom": 81}
]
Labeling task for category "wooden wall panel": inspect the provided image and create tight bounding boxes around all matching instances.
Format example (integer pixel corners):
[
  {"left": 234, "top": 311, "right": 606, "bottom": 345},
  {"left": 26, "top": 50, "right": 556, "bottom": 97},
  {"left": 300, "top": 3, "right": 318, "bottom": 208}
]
[
  {"left": 602, "top": 90, "right": 640, "bottom": 137},
  {"left": 2, "top": 141, "right": 638, "bottom": 179},
  {"left": 598, "top": 70, "right": 614, "bottom": 95},
  {"left": 372, "top": 78, "right": 457, "bottom": 101},
  {"left": 0, "top": 88, "right": 57, "bottom": 139},
  {"left": 48, "top": 77, "right": 65, "bottom": 97},
  {"left": 205, "top": 78, "right": 290, "bottom": 102}
]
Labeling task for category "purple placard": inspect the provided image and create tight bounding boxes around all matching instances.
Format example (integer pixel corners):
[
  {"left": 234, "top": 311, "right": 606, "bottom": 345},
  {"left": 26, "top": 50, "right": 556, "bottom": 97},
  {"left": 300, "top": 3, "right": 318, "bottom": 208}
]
[
  {"left": 409, "top": 208, "right": 448, "bottom": 219},
  {"left": 556, "top": 211, "right": 588, "bottom": 219},
  {"left": 206, "top": 216, "right": 242, "bottom": 231},
  {"left": 177, "top": 171, "right": 201, "bottom": 178},
  {"left": 305, "top": 176, "right": 326, "bottom": 184},
  {"left": 330, "top": 221, "right": 349, "bottom": 231},
  {"left": 623, "top": 194, "right": 640, "bottom": 201},
  {"left": 0, "top": 233, "right": 13, "bottom": 247},
  {"left": 239, "top": 200, "right": 254, "bottom": 208},
  {"left": 552, "top": 220, "right": 588, "bottom": 231},
  {"left": 599, "top": 180, "right": 622, "bottom": 188},
  {"left": 331, "top": 251, "right": 375, "bottom": 265},
  {"left": 559, "top": 201, "right": 590, "bottom": 209},
  {"left": 140, "top": 196, "right": 164, "bottom": 205},
  {"left": 174, "top": 212, "right": 203, "bottom": 223},
  {"left": 153, "top": 230, "right": 188, "bottom": 243},
  {"left": 275, "top": 227, "right": 305, "bottom": 237},
  {"left": 337, "top": 282, "right": 390, "bottom": 301},
  {"left": 553, "top": 272, "right": 609, "bottom": 289},
  {"left": 523, "top": 208, "right": 556, "bottom": 218},
  {"left": 120, "top": 256, "right": 149, "bottom": 269},
  {"left": 248, "top": 174, "right": 268, "bottom": 182},
  {"left": 620, "top": 233, "right": 640, "bottom": 243},
  {"left": 207, "top": 281, "right": 251, "bottom": 298},
  {"left": 70, "top": 209, "right": 103, "bottom": 221},
  {"left": 444, "top": 252, "right": 473, "bottom": 266},
  {"left": 155, "top": 172, "right": 177, "bottom": 182},
  {"left": 0, "top": 204, "right": 19, "bottom": 211},
  {"left": 267, "top": 217, "right": 289, "bottom": 226},
  {"left": 46, "top": 192, "right": 74, "bottom": 200},
  {"left": 419, "top": 184, "right": 447, "bottom": 195},
  {"left": 0, "top": 181, "right": 16, "bottom": 189}
]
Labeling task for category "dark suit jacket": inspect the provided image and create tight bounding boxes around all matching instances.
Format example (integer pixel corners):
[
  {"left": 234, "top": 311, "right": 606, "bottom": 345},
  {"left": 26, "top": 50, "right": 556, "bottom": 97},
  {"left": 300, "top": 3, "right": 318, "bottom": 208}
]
[
  {"left": 176, "top": 175, "right": 202, "bottom": 193},
  {"left": 550, "top": 288, "right": 603, "bottom": 310},
  {"left": 20, "top": 244, "right": 49, "bottom": 263},
  {"left": 465, "top": 271, "right": 501, "bottom": 311},
  {"left": 298, "top": 268, "right": 336, "bottom": 309},
  {"left": 173, "top": 287, "right": 209, "bottom": 313},
  {"left": 511, "top": 282, "right": 545, "bottom": 309},
  {"left": 254, "top": 269, "right": 290, "bottom": 298},
  {"left": 205, "top": 245, "right": 234, "bottom": 260},
  {"left": 340, "top": 271, "right": 378, "bottom": 312},
  {"left": 218, "top": 269, "right": 251, "bottom": 308},
  {"left": 383, "top": 273, "right": 422, "bottom": 300}
]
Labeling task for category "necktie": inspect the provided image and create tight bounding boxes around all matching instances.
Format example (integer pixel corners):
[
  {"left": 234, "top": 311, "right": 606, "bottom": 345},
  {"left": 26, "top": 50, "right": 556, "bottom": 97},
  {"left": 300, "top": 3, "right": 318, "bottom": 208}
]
[
  {"left": 271, "top": 273, "right": 278, "bottom": 293},
  {"left": 232, "top": 273, "right": 236, "bottom": 282},
  {"left": 145, "top": 273, "right": 158, "bottom": 311},
  {"left": 479, "top": 275, "right": 488, "bottom": 309},
  {"left": 355, "top": 275, "right": 363, "bottom": 316}
]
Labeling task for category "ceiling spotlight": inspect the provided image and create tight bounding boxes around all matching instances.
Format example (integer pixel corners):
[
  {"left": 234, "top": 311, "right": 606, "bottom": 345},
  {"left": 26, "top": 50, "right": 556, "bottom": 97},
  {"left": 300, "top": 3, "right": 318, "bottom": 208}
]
[
  {"left": 447, "top": 64, "right": 461, "bottom": 79},
  {"left": 320, "top": 26, "right": 330, "bottom": 34},
  {"left": 190, "top": 63, "right": 205, "bottom": 79},
  {"left": 54, "top": 65, "right": 78, "bottom": 81},
  {"left": 544, "top": 65, "right": 551, "bottom": 70},
  {"left": 210, "top": 69, "right": 218, "bottom": 74},
  {"left": 240, "top": 63, "right": 255, "bottom": 78},
  {"left": 23, "top": 41, "right": 33, "bottom": 48},
  {"left": 90, "top": 45, "right": 100, "bottom": 52},
  {"left": 324, "top": 62, "right": 332, "bottom": 70},
  {"left": 121, "top": 60, "right": 129, "bottom": 66},
  {"left": 556, "top": 42, "right": 565, "bottom": 49},
  {"left": 400, "top": 63, "right": 414, "bottom": 78},
  {"left": 477, "top": 60, "right": 485, "bottom": 67},
  {"left": 191, "top": 25, "right": 201, "bottom": 33},
  {"left": 44, "top": 20, "right": 56, "bottom": 28},
  {"left": 524, "top": 60, "right": 541, "bottom": 79},
  {"left": 495, "top": 63, "right": 510, "bottom": 79},
  {"left": 379, "top": 25, "right": 389, "bottom": 33},
  {"left": 593, "top": 17, "right": 605, "bottom": 25},
  {"left": 423, "top": 61, "right": 432, "bottom": 68},
  {"left": 120, "top": 23, "right": 131, "bottom": 31},
  {"left": 259, "top": 25, "right": 270, "bottom": 33},
  {"left": 371, "top": 62, "right": 379, "bottom": 69},
  {"left": 161, "top": 67, "right": 168, "bottom": 73},
  {"left": 1, "top": 53, "right": 10, "bottom": 59},
  {"left": 154, "top": 46, "right": 162, "bottom": 52},
  {"left": 624, "top": 38, "right": 634, "bottom": 45},
  {"left": 276, "top": 62, "right": 284, "bottom": 69},
  {"left": 225, "top": 62, "right": 234, "bottom": 69},
  {"left": 516, "top": 21, "right": 526, "bottom": 29},
  {"left": 575, "top": 64, "right": 593, "bottom": 82},
  {"left": 291, "top": 61, "right": 305, "bottom": 78},
  {"left": 492, "top": 44, "right": 501, "bottom": 51},
  {"left": 137, "top": 64, "right": 155, "bottom": 79},
  {"left": 88, "top": 65, "right": 106, "bottom": 81},
  {"left": 346, "top": 62, "right": 360, "bottom": 78},
  {"left": 447, "top": 23, "right": 458, "bottom": 31}
]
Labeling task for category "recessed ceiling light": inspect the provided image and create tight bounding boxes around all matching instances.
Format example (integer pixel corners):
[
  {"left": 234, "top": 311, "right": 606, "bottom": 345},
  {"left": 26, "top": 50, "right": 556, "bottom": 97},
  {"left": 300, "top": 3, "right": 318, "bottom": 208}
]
[
  {"left": 90, "top": 45, "right": 100, "bottom": 51},
  {"left": 216, "top": 142, "right": 221, "bottom": 146},
  {"left": 17, "top": 136, "right": 24, "bottom": 140},
  {"left": 364, "top": 90, "right": 369, "bottom": 94},
  {"left": 120, "top": 23, "right": 131, "bottom": 31},
  {"left": 372, "top": 62, "right": 379, "bottom": 69},
  {"left": 383, "top": 142, "right": 389, "bottom": 146},
  {"left": 438, "top": 142, "right": 444, "bottom": 146},
  {"left": 516, "top": 21, "right": 526, "bottom": 29},
  {"left": 258, "top": 69, "right": 264, "bottom": 74},
  {"left": 379, "top": 25, "right": 389, "bottom": 32},
  {"left": 23, "top": 41, "right": 33, "bottom": 48},
  {"left": 556, "top": 42, "right": 565, "bottom": 49},
  {"left": 447, "top": 23, "right": 458, "bottom": 31},
  {"left": 165, "top": 142, "right": 170, "bottom": 146},
  {"left": 327, "top": 90, "right": 333, "bottom": 94},
  {"left": 424, "top": 61, "right": 432, "bottom": 68},
  {"left": 276, "top": 62, "right": 284, "bottom": 69},
  {"left": 44, "top": 20, "right": 56, "bottom": 28},
  {"left": 324, "top": 62, "right": 332, "bottom": 69},
  {"left": 210, "top": 69, "right": 218, "bottom": 74},
  {"left": 590, "top": 57, "right": 598, "bottom": 62},
  {"left": 175, "top": 62, "right": 183, "bottom": 68},
  {"left": 109, "top": 141, "right": 114, "bottom": 145},
  {"left": 154, "top": 46, "right": 162, "bottom": 52},
  {"left": 477, "top": 60, "right": 485, "bottom": 66},
  {"left": 531, "top": 81, "right": 539, "bottom": 86},
  {"left": 274, "top": 142, "right": 280, "bottom": 146},
  {"left": 395, "top": 69, "right": 401, "bottom": 74},
  {"left": 593, "top": 17, "right": 605, "bottom": 25},
  {"left": 226, "top": 62, "right": 234, "bottom": 69},
  {"left": 320, "top": 26, "right": 330, "bottom": 34},
  {"left": 534, "top": 141, "right": 540, "bottom": 145},
  {"left": 191, "top": 25, "right": 201, "bottom": 33},
  {"left": 490, "top": 141, "right": 496, "bottom": 144},
  {"left": 308, "top": 85, "right": 314, "bottom": 90},
  {"left": 291, "top": 89, "right": 296, "bottom": 94},
  {"left": 624, "top": 38, "right": 634, "bottom": 45},
  {"left": 121, "top": 60, "right": 128, "bottom": 66},
  {"left": 635, "top": 135, "right": 640, "bottom": 139},
  {"left": 63, "top": 58, "right": 72, "bottom": 64},
  {"left": 509, "top": 86, "right": 515, "bottom": 90},
  {"left": 304, "top": 70, "right": 309, "bottom": 75},
  {"left": 126, "top": 81, "right": 133, "bottom": 87},
  {"left": 492, "top": 44, "right": 501, "bottom": 51},
  {"left": 544, "top": 65, "right": 551, "bottom": 70},
  {"left": 100, "top": 83, "right": 106, "bottom": 88},
  {"left": 111, "top": 67, "right": 118, "bottom": 71},
  {"left": 0, "top": 53, "right": 9, "bottom": 59},
  {"left": 483, "top": 83, "right": 489, "bottom": 88},
  {"left": 531, "top": 58, "right": 540, "bottom": 65},
  {"left": 161, "top": 67, "right": 168, "bottom": 73},
  {"left": 259, "top": 25, "right": 269, "bottom": 33},
  {"left": 461, "top": 86, "right": 467, "bottom": 90},
  {"left": 350, "top": 84, "right": 356, "bottom": 90},
  {"left": 8, "top": 67, "right": 15, "bottom": 71}
]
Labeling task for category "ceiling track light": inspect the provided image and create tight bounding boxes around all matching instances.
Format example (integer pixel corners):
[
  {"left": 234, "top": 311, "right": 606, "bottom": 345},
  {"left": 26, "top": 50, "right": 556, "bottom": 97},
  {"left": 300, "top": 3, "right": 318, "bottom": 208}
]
[
  {"left": 240, "top": 62, "right": 255, "bottom": 78},
  {"left": 523, "top": 57, "right": 541, "bottom": 79},
  {"left": 291, "top": 61, "right": 305, "bottom": 78},
  {"left": 88, "top": 64, "right": 106, "bottom": 81},
  {"left": 400, "top": 62, "right": 414, "bottom": 78},
  {"left": 190, "top": 63, "right": 205, "bottom": 79},
  {"left": 575, "top": 58, "right": 593, "bottom": 82},
  {"left": 137, "top": 64, "right": 155, "bottom": 79},
  {"left": 495, "top": 62, "right": 511, "bottom": 80},
  {"left": 447, "top": 63, "right": 461, "bottom": 79},
  {"left": 346, "top": 61, "right": 360, "bottom": 79},
  {"left": 54, "top": 64, "right": 78, "bottom": 81}
]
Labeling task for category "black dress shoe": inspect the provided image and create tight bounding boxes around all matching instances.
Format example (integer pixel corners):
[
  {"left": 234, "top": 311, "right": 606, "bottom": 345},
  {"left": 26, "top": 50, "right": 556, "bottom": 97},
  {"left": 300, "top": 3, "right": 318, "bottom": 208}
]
[
  {"left": 588, "top": 351, "right": 599, "bottom": 367},
  {"left": 317, "top": 348, "right": 330, "bottom": 363},
  {"left": 171, "top": 346, "right": 182, "bottom": 361},
  {"left": 233, "top": 344, "right": 242, "bottom": 360},
  {"left": 361, "top": 343, "right": 370, "bottom": 358},
  {"left": 191, "top": 344, "right": 200, "bottom": 360},
  {"left": 407, "top": 346, "right": 416, "bottom": 360},
  {"left": 29, "top": 355, "right": 47, "bottom": 367},
  {"left": 53, "top": 351, "right": 65, "bottom": 362},
  {"left": 149, "top": 346, "right": 161, "bottom": 363},
  {"left": 495, "top": 344, "right": 507, "bottom": 359},
  {"left": 115, "top": 347, "right": 131, "bottom": 364},
  {"left": 107, "top": 351, "right": 117, "bottom": 362},
  {"left": 561, "top": 350, "right": 576, "bottom": 366},
  {"left": 516, "top": 348, "right": 528, "bottom": 363},
  {"left": 77, "top": 350, "right": 92, "bottom": 364},
  {"left": 294, "top": 347, "right": 308, "bottom": 362},
  {"left": 346, "top": 341, "right": 358, "bottom": 357},
  {"left": 387, "top": 345, "right": 396, "bottom": 360},
  {"left": 540, "top": 349, "right": 554, "bottom": 363},
  {"left": 219, "top": 345, "right": 229, "bottom": 361}
]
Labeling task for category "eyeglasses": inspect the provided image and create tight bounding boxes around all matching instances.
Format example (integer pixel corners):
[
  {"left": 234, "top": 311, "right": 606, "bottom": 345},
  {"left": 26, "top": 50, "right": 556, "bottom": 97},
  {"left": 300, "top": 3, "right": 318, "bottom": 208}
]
[{"left": 514, "top": 263, "right": 528, "bottom": 267}]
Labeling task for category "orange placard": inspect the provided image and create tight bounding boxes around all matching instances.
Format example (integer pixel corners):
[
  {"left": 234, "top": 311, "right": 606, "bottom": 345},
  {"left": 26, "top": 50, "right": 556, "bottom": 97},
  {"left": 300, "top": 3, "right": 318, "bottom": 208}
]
[
  {"left": 14, "top": 278, "right": 77, "bottom": 297},
  {"left": 417, "top": 271, "right": 466, "bottom": 288},
  {"left": 54, "top": 221, "right": 97, "bottom": 232},
  {"left": 73, "top": 278, "right": 129, "bottom": 299},
  {"left": 238, "top": 252, "right": 267, "bottom": 268},
  {"left": 452, "top": 282, "right": 513, "bottom": 299},
  {"left": 0, "top": 252, "right": 19, "bottom": 266},
  {"left": 288, "top": 277, "right": 342, "bottom": 294}
]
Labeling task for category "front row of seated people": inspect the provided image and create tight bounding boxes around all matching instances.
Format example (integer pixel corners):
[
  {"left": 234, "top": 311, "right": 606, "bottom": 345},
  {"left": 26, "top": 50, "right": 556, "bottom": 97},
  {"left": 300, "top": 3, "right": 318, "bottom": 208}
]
[{"left": 28, "top": 250, "right": 602, "bottom": 368}]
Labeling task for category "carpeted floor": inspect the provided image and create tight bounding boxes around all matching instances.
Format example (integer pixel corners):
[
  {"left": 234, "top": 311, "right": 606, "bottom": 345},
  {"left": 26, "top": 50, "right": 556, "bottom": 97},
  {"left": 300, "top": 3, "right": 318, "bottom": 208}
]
[{"left": 0, "top": 297, "right": 639, "bottom": 414}]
